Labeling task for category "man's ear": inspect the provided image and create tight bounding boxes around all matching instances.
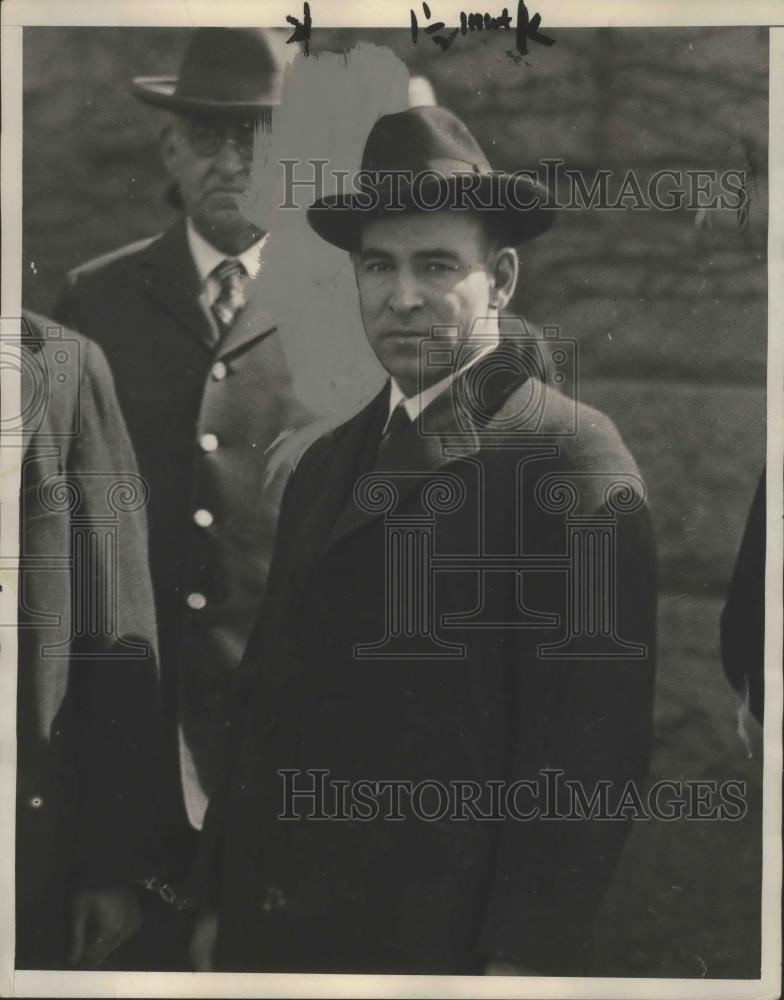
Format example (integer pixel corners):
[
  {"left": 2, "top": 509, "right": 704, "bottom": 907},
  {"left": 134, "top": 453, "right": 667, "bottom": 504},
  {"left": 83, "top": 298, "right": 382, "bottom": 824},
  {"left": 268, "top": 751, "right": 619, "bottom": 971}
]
[
  {"left": 159, "top": 119, "right": 178, "bottom": 177},
  {"left": 349, "top": 250, "right": 362, "bottom": 286},
  {"left": 489, "top": 246, "right": 519, "bottom": 311}
]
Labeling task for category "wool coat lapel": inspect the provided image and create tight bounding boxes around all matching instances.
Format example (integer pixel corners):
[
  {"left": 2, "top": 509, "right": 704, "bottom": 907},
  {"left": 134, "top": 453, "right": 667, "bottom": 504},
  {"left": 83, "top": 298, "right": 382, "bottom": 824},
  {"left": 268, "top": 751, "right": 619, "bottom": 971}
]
[
  {"left": 216, "top": 271, "right": 278, "bottom": 359},
  {"left": 322, "top": 341, "right": 533, "bottom": 557},
  {"left": 287, "top": 385, "right": 390, "bottom": 588},
  {"left": 139, "top": 220, "right": 280, "bottom": 359},
  {"left": 139, "top": 221, "right": 216, "bottom": 352}
]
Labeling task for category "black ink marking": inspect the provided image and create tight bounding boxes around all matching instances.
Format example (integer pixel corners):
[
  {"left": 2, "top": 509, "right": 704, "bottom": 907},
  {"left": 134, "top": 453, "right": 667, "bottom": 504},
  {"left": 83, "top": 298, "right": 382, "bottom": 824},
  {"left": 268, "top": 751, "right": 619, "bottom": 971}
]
[
  {"left": 411, "top": 1, "right": 551, "bottom": 55},
  {"left": 286, "top": 1, "right": 312, "bottom": 56},
  {"left": 461, "top": 8, "right": 513, "bottom": 33},
  {"left": 515, "top": 0, "right": 555, "bottom": 56}
]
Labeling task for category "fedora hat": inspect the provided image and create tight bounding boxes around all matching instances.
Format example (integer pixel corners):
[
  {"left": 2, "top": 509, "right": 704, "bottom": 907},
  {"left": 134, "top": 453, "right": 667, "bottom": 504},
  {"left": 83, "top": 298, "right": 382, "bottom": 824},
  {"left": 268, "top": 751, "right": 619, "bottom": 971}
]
[
  {"left": 307, "top": 106, "right": 555, "bottom": 251},
  {"left": 132, "top": 28, "right": 282, "bottom": 115}
]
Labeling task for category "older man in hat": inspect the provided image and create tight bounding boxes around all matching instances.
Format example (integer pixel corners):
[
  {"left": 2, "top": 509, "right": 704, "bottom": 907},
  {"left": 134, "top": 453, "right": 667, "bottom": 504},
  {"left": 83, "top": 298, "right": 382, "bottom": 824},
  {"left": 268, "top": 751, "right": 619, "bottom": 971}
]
[
  {"left": 189, "top": 106, "right": 657, "bottom": 975},
  {"left": 51, "top": 28, "right": 316, "bottom": 963}
]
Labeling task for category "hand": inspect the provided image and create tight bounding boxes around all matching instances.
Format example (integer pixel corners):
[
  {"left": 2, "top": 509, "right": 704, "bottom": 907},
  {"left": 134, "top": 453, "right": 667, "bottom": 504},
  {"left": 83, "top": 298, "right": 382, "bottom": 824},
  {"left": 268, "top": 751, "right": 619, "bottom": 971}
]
[
  {"left": 189, "top": 909, "right": 219, "bottom": 971},
  {"left": 69, "top": 888, "right": 143, "bottom": 968},
  {"left": 484, "top": 958, "right": 540, "bottom": 976}
]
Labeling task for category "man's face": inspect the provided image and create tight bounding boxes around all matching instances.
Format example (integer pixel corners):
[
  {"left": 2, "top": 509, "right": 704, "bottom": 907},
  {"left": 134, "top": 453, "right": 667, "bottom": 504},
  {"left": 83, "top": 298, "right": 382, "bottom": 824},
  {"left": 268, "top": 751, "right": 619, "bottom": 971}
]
[
  {"left": 353, "top": 211, "right": 515, "bottom": 397},
  {"left": 161, "top": 113, "right": 261, "bottom": 254}
]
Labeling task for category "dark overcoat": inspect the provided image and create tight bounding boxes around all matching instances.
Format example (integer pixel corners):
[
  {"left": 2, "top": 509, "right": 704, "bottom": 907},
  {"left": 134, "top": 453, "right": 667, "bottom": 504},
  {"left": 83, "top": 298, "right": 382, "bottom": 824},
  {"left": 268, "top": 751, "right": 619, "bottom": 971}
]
[
  {"left": 52, "top": 223, "right": 316, "bottom": 835},
  {"left": 196, "top": 342, "right": 658, "bottom": 975},
  {"left": 15, "top": 312, "right": 160, "bottom": 967}
]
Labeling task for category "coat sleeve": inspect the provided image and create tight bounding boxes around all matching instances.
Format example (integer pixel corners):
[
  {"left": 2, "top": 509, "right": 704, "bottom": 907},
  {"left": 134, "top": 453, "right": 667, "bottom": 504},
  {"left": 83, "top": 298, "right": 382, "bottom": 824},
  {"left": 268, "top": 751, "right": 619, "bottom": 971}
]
[
  {"left": 66, "top": 338, "right": 163, "bottom": 889},
  {"left": 475, "top": 457, "right": 657, "bottom": 972}
]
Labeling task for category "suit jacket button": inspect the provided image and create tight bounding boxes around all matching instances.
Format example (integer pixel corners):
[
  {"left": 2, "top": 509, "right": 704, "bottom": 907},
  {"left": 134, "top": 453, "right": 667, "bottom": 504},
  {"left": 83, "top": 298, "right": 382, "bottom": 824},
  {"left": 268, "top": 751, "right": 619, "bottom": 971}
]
[
  {"left": 211, "top": 361, "right": 227, "bottom": 382},
  {"left": 29, "top": 795, "right": 43, "bottom": 809},
  {"left": 199, "top": 433, "right": 219, "bottom": 453},
  {"left": 193, "top": 508, "right": 214, "bottom": 528},
  {"left": 186, "top": 592, "right": 207, "bottom": 611}
]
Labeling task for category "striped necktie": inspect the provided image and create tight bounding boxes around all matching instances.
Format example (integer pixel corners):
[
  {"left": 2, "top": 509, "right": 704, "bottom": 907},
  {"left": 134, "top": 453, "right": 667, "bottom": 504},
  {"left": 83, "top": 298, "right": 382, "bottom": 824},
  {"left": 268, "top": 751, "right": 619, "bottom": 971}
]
[{"left": 211, "top": 258, "right": 247, "bottom": 338}]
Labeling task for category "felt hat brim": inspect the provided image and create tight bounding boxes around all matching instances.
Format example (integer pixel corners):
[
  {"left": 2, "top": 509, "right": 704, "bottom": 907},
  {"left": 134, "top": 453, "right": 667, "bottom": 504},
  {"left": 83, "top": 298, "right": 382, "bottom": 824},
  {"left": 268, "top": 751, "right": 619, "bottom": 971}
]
[
  {"left": 307, "top": 172, "right": 554, "bottom": 251},
  {"left": 132, "top": 76, "right": 281, "bottom": 114}
]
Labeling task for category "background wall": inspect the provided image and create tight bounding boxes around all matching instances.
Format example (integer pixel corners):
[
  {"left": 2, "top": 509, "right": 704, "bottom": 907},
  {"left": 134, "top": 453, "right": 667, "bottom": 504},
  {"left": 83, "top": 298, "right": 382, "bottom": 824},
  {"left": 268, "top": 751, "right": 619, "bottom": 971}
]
[{"left": 22, "top": 25, "right": 767, "bottom": 978}]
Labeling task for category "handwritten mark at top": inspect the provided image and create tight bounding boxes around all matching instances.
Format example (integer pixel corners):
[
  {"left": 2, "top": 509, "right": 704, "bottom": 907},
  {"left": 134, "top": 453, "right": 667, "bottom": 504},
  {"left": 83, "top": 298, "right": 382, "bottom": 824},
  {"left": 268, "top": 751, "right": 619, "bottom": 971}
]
[
  {"left": 410, "top": 0, "right": 555, "bottom": 55},
  {"left": 286, "top": 1, "right": 312, "bottom": 56},
  {"left": 285, "top": 1, "right": 554, "bottom": 58}
]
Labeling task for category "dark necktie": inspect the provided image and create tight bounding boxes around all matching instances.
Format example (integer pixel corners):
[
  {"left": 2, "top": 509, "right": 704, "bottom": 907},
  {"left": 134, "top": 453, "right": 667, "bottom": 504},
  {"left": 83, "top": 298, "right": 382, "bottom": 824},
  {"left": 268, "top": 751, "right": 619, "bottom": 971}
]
[
  {"left": 378, "top": 400, "right": 411, "bottom": 460},
  {"left": 210, "top": 258, "right": 247, "bottom": 339}
]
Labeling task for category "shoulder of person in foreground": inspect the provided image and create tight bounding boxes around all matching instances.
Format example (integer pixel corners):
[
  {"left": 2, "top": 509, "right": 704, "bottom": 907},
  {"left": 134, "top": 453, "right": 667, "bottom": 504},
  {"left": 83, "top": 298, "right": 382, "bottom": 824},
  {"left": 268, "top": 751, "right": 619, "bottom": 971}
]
[
  {"left": 521, "top": 378, "right": 646, "bottom": 513},
  {"left": 537, "top": 381, "right": 640, "bottom": 471},
  {"left": 21, "top": 309, "right": 97, "bottom": 434}
]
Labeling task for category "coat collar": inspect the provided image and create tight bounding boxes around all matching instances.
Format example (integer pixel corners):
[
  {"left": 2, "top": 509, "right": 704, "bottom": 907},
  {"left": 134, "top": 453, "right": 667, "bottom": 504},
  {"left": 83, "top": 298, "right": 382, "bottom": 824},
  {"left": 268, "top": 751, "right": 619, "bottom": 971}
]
[
  {"left": 140, "top": 220, "right": 276, "bottom": 358},
  {"left": 321, "top": 340, "right": 536, "bottom": 556}
]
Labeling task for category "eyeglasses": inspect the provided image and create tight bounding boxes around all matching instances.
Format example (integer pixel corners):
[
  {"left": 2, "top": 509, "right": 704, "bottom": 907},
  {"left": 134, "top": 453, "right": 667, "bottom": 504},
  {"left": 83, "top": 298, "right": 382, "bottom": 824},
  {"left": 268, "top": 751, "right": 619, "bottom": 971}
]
[{"left": 178, "top": 118, "right": 257, "bottom": 160}]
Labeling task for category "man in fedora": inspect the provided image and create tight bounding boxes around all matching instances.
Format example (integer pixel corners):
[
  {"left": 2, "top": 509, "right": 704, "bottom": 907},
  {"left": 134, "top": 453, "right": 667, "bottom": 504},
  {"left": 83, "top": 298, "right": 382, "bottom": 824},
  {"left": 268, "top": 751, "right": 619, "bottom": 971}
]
[
  {"left": 51, "top": 28, "right": 316, "bottom": 965},
  {"left": 189, "top": 106, "right": 657, "bottom": 975}
]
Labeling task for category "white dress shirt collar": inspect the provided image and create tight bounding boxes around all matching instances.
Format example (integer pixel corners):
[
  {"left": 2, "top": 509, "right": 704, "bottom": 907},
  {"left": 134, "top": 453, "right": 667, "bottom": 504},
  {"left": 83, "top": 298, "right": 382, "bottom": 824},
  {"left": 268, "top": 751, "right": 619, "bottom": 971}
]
[
  {"left": 186, "top": 217, "right": 266, "bottom": 287},
  {"left": 385, "top": 324, "right": 501, "bottom": 432}
]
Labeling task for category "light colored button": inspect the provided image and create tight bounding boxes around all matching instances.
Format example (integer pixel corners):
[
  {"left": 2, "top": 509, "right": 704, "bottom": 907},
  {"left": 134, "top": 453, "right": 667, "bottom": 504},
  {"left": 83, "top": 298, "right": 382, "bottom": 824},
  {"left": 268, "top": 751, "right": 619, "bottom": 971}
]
[
  {"left": 187, "top": 592, "right": 207, "bottom": 611},
  {"left": 199, "top": 433, "right": 219, "bottom": 453},
  {"left": 29, "top": 796, "right": 43, "bottom": 809},
  {"left": 211, "top": 361, "right": 227, "bottom": 381},
  {"left": 193, "top": 508, "right": 214, "bottom": 528}
]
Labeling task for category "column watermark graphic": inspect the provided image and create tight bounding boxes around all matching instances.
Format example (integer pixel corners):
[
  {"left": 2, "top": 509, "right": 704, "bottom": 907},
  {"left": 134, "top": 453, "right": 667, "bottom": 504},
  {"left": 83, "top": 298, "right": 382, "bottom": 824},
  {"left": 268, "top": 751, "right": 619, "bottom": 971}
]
[{"left": 352, "top": 319, "right": 649, "bottom": 661}]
